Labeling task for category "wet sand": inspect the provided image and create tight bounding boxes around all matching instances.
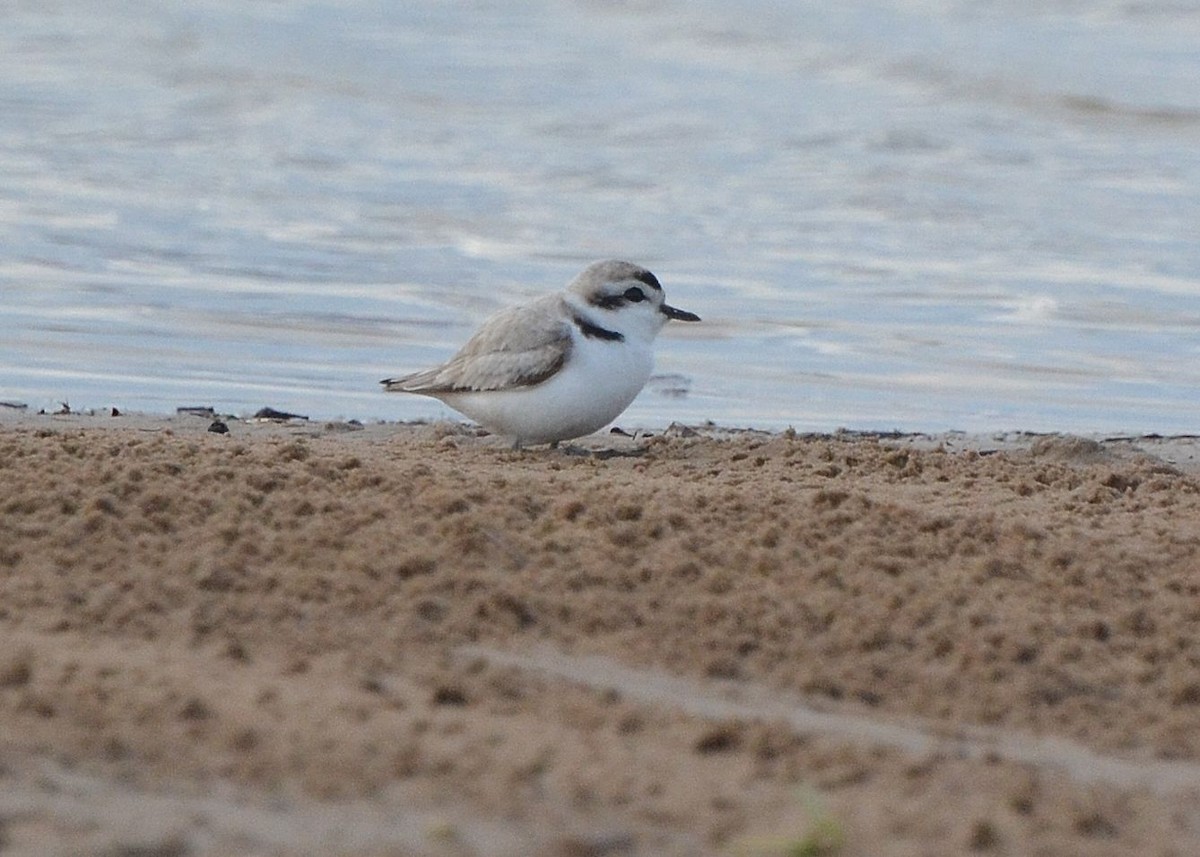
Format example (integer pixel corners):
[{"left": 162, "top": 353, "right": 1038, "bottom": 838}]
[{"left": 2, "top": 410, "right": 1200, "bottom": 855}]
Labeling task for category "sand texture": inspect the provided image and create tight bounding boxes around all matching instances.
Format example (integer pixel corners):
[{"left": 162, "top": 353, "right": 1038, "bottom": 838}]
[{"left": 3, "top": 412, "right": 1200, "bottom": 856}]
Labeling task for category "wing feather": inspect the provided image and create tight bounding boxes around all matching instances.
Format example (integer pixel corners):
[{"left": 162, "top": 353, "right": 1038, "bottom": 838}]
[{"left": 382, "top": 295, "right": 571, "bottom": 393}]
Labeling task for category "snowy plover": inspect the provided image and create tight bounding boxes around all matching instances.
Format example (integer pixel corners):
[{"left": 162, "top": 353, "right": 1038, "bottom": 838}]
[{"left": 381, "top": 260, "right": 700, "bottom": 447}]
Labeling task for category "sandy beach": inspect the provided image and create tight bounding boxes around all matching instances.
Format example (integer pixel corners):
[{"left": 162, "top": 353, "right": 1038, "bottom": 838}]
[{"left": 3, "top": 409, "right": 1200, "bottom": 855}]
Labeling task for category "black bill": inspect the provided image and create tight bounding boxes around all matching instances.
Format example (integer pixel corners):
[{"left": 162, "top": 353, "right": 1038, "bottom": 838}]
[{"left": 661, "top": 303, "right": 701, "bottom": 322}]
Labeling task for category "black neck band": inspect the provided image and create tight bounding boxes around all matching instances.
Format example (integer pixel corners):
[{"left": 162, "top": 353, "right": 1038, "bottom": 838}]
[{"left": 573, "top": 313, "right": 624, "bottom": 342}]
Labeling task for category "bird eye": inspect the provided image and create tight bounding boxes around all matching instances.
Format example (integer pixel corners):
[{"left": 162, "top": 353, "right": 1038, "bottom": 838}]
[{"left": 623, "top": 287, "right": 645, "bottom": 302}]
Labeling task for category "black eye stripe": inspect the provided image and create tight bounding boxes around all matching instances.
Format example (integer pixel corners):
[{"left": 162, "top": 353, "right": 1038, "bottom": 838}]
[{"left": 588, "top": 278, "right": 656, "bottom": 310}]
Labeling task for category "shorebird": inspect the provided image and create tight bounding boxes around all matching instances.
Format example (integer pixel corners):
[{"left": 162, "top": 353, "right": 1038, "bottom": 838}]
[{"left": 382, "top": 260, "right": 700, "bottom": 447}]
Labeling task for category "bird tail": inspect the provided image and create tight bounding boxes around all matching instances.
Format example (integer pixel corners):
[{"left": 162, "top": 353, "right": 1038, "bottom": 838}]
[
  {"left": 380, "top": 369, "right": 443, "bottom": 393},
  {"left": 380, "top": 376, "right": 412, "bottom": 393}
]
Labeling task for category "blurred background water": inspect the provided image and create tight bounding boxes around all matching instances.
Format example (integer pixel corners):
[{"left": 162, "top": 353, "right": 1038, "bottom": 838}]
[{"left": 2, "top": 0, "right": 1199, "bottom": 433}]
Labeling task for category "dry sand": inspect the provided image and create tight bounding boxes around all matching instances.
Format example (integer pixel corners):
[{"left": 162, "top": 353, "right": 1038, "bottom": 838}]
[{"left": 3, "top": 409, "right": 1200, "bottom": 855}]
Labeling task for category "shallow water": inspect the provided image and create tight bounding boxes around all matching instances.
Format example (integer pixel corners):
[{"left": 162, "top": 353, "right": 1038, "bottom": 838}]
[{"left": 2, "top": 1, "right": 1199, "bottom": 432}]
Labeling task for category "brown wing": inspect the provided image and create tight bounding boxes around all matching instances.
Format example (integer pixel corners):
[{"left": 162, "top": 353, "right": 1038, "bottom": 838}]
[{"left": 382, "top": 294, "right": 571, "bottom": 393}]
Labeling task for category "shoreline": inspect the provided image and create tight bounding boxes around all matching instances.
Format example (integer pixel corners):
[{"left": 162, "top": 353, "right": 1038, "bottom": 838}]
[
  {"left": 4, "top": 402, "right": 1200, "bottom": 474},
  {"left": 2, "top": 411, "right": 1200, "bottom": 854}
]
